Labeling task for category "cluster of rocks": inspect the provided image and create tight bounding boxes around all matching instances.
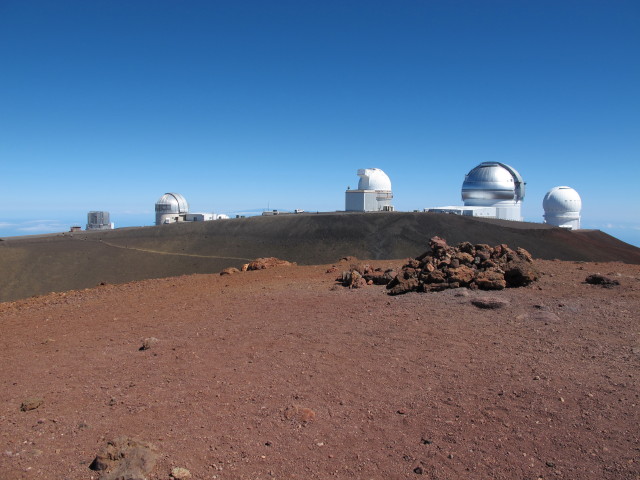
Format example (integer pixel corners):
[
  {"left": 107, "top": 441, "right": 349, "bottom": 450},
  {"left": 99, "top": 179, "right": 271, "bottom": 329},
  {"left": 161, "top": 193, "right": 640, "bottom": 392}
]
[
  {"left": 386, "top": 236, "right": 538, "bottom": 295},
  {"left": 338, "top": 265, "right": 397, "bottom": 289},
  {"left": 338, "top": 237, "right": 538, "bottom": 295},
  {"left": 244, "top": 257, "right": 296, "bottom": 271},
  {"left": 221, "top": 257, "right": 295, "bottom": 276}
]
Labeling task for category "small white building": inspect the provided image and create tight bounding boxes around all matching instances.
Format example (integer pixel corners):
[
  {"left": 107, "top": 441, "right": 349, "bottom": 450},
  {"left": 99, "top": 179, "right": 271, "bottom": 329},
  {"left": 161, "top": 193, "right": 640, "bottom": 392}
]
[
  {"left": 543, "top": 186, "right": 582, "bottom": 229},
  {"left": 345, "top": 168, "right": 394, "bottom": 212},
  {"left": 426, "top": 206, "right": 497, "bottom": 217},
  {"left": 185, "top": 213, "right": 215, "bottom": 222}
]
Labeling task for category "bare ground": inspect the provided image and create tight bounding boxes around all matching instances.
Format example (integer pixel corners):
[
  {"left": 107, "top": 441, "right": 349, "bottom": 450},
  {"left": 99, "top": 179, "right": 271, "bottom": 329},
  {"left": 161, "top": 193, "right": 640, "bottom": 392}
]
[{"left": 1, "top": 258, "right": 639, "bottom": 479}]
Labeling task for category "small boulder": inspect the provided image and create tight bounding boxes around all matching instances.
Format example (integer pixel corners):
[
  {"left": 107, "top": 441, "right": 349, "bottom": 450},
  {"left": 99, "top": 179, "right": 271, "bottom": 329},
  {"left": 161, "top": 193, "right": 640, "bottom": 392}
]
[
  {"left": 387, "top": 275, "right": 419, "bottom": 295},
  {"left": 475, "top": 270, "right": 506, "bottom": 290},
  {"left": 284, "top": 405, "right": 316, "bottom": 423},
  {"left": 504, "top": 262, "right": 538, "bottom": 287},
  {"left": 220, "top": 267, "right": 240, "bottom": 276},
  {"left": 171, "top": 467, "right": 192, "bottom": 479},
  {"left": 20, "top": 397, "right": 43, "bottom": 412},
  {"left": 585, "top": 274, "right": 620, "bottom": 287},
  {"left": 139, "top": 337, "right": 159, "bottom": 351},
  {"left": 471, "top": 297, "right": 509, "bottom": 309},
  {"left": 447, "top": 265, "right": 475, "bottom": 286},
  {"left": 89, "top": 437, "right": 159, "bottom": 480}
]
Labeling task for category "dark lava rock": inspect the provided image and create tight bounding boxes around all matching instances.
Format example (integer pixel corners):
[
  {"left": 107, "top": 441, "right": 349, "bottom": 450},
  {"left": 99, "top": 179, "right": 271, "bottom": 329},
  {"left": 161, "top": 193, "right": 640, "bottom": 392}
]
[
  {"left": 585, "top": 274, "right": 620, "bottom": 287},
  {"left": 471, "top": 297, "right": 510, "bottom": 309}
]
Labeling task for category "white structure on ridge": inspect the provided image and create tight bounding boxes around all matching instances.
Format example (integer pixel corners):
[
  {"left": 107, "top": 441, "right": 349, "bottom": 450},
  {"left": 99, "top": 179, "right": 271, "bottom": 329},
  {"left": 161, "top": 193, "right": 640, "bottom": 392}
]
[
  {"left": 345, "top": 168, "right": 394, "bottom": 212},
  {"left": 428, "top": 162, "right": 525, "bottom": 221},
  {"left": 155, "top": 193, "right": 229, "bottom": 225},
  {"left": 155, "top": 193, "right": 190, "bottom": 225},
  {"left": 86, "top": 211, "right": 114, "bottom": 230},
  {"left": 543, "top": 186, "right": 581, "bottom": 230}
]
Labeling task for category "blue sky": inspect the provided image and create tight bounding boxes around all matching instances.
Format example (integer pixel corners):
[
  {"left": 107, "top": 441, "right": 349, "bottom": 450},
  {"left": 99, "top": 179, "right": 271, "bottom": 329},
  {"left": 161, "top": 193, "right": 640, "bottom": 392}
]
[{"left": 1, "top": 0, "right": 639, "bottom": 245}]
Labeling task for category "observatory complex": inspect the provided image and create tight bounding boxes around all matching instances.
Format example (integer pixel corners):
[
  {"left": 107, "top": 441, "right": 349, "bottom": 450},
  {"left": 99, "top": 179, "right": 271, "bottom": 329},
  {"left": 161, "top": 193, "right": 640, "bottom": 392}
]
[
  {"left": 345, "top": 168, "right": 394, "bottom": 212},
  {"left": 543, "top": 186, "right": 582, "bottom": 230},
  {"left": 155, "top": 192, "right": 228, "bottom": 225},
  {"left": 428, "top": 162, "right": 526, "bottom": 221}
]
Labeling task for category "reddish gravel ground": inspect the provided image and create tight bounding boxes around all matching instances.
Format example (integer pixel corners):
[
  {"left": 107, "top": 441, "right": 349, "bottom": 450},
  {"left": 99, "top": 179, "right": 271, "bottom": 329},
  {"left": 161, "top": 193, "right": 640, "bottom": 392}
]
[{"left": 1, "top": 258, "right": 639, "bottom": 480}]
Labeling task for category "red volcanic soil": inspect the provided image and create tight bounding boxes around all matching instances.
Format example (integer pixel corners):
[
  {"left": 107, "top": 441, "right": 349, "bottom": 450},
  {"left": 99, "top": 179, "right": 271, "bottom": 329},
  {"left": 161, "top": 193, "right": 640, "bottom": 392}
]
[{"left": 1, "top": 258, "right": 639, "bottom": 479}]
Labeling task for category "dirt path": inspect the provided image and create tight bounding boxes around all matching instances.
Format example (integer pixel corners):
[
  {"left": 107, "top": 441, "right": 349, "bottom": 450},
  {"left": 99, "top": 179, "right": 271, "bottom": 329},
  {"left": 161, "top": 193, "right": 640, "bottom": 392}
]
[{"left": 98, "top": 239, "right": 254, "bottom": 261}]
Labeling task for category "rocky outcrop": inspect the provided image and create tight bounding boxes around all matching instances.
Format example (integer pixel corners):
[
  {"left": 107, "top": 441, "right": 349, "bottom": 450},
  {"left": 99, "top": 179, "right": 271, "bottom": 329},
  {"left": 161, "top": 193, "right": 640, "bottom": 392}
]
[
  {"left": 338, "top": 264, "right": 396, "bottom": 289},
  {"left": 244, "top": 257, "right": 296, "bottom": 271},
  {"left": 386, "top": 237, "right": 538, "bottom": 295}
]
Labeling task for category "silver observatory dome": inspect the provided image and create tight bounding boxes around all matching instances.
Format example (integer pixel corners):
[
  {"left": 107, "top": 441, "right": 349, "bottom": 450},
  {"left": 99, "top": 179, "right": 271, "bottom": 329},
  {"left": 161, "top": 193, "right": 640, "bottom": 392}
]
[
  {"left": 155, "top": 192, "right": 189, "bottom": 214},
  {"left": 155, "top": 192, "right": 189, "bottom": 225},
  {"left": 461, "top": 162, "right": 525, "bottom": 205}
]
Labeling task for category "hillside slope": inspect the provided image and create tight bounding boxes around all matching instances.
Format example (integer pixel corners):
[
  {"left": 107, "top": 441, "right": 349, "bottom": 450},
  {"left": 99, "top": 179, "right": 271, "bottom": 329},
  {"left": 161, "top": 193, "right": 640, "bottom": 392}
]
[{"left": 1, "top": 212, "right": 638, "bottom": 302}]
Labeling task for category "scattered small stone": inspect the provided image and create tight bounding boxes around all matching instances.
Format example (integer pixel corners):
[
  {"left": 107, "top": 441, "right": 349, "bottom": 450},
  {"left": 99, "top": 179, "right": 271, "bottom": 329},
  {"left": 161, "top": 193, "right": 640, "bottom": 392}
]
[
  {"left": 546, "top": 461, "right": 556, "bottom": 468},
  {"left": 171, "top": 467, "right": 192, "bottom": 479},
  {"left": 420, "top": 437, "right": 433, "bottom": 445},
  {"left": 283, "top": 405, "right": 316, "bottom": 423},
  {"left": 413, "top": 466, "right": 424, "bottom": 474},
  {"left": 89, "top": 437, "right": 158, "bottom": 480},
  {"left": 585, "top": 274, "right": 620, "bottom": 287},
  {"left": 20, "top": 397, "right": 43, "bottom": 412},
  {"left": 527, "top": 311, "right": 560, "bottom": 322},
  {"left": 471, "top": 298, "right": 509, "bottom": 309},
  {"left": 220, "top": 267, "right": 239, "bottom": 276},
  {"left": 139, "top": 337, "right": 159, "bottom": 351}
]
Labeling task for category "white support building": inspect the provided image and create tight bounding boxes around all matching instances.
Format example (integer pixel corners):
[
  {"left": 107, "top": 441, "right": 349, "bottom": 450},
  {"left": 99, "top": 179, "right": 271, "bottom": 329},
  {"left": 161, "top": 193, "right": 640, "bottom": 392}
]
[
  {"left": 345, "top": 168, "right": 394, "bottom": 212},
  {"left": 185, "top": 213, "right": 215, "bottom": 222}
]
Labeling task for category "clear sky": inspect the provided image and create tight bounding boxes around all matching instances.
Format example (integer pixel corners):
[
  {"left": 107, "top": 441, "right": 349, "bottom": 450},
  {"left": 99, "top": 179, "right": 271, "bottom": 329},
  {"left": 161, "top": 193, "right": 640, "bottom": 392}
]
[{"left": 1, "top": 0, "right": 639, "bottom": 245}]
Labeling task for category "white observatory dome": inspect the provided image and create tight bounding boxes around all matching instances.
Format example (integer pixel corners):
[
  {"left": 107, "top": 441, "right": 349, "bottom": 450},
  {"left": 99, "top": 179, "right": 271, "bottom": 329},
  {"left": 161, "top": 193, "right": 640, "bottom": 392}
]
[
  {"left": 462, "top": 162, "right": 525, "bottom": 205},
  {"left": 357, "top": 168, "right": 392, "bottom": 191},
  {"left": 543, "top": 186, "right": 581, "bottom": 230}
]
